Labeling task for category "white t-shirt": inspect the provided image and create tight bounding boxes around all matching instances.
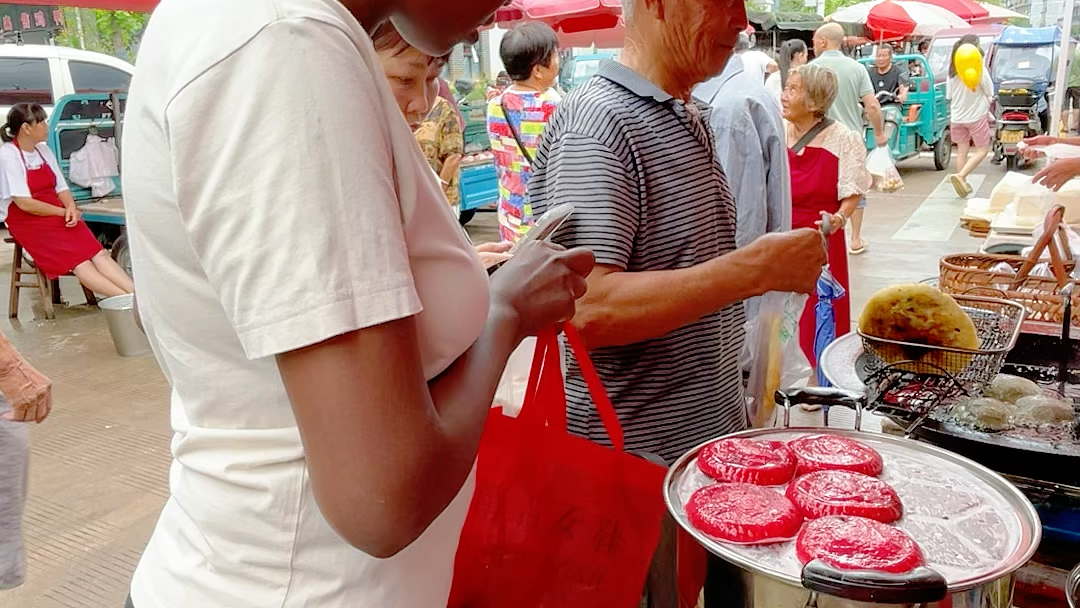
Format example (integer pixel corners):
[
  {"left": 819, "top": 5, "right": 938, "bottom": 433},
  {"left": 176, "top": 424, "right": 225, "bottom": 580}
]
[
  {"left": 764, "top": 71, "right": 783, "bottom": 107},
  {"left": 946, "top": 71, "right": 995, "bottom": 125},
  {"left": 739, "top": 50, "right": 777, "bottom": 82},
  {"left": 0, "top": 142, "right": 69, "bottom": 222},
  {"left": 121, "top": 1, "right": 490, "bottom": 607}
]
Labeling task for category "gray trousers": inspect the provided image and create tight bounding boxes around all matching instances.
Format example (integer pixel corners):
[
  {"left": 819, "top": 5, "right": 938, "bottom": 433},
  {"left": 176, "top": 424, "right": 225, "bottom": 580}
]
[
  {"left": 125, "top": 596, "right": 134, "bottom": 608},
  {"left": 0, "top": 397, "right": 29, "bottom": 590}
]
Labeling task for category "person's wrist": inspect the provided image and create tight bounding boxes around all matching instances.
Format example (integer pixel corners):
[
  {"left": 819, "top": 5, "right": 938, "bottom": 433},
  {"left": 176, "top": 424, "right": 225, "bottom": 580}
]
[{"left": 486, "top": 297, "right": 526, "bottom": 349}]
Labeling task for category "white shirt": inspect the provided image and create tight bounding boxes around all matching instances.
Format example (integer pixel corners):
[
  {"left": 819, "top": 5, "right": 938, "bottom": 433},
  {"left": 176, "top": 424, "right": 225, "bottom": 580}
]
[
  {"left": 946, "top": 71, "right": 995, "bottom": 124},
  {"left": 738, "top": 50, "right": 776, "bottom": 82},
  {"left": 764, "top": 71, "right": 783, "bottom": 107},
  {"left": 122, "top": 1, "right": 489, "bottom": 607},
  {"left": 0, "top": 142, "right": 69, "bottom": 222}
]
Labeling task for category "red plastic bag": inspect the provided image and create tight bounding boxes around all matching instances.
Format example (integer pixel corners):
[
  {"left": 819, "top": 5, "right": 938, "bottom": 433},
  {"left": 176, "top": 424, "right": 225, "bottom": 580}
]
[{"left": 448, "top": 325, "right": 668, "bottom": 608}]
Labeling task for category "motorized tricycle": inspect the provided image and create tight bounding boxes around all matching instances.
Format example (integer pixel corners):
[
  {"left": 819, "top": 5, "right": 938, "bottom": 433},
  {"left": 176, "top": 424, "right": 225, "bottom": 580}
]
[
  {"left": 987, "top": 26, "right": 1060, "bottom": 170},
  {"left": 859, "top": 54, "right": 952, "bottom": 170}
]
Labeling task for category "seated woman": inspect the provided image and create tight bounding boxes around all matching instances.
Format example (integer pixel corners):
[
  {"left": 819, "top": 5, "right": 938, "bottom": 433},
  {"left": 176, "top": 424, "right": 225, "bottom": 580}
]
[
  {"left": 1, "top": 104, "right": 133, "bottom": 298},
  {"left": 781, "top": 64, "right": 872, "bottom": 364}
]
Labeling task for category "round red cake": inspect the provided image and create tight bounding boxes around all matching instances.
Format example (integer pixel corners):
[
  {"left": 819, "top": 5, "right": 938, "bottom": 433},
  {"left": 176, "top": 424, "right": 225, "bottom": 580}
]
[
  {"left": 796, "top": 516, "right": 924, "bottom": 573},
  {"left": 686, "top": 483, "right": 804, "bottom": 544},
  {"left": 786, "top": 470, "right": 903, "bottom": 523},
  {"left": 696, "top": 438, "right": 797, "bottom": 486},
  {"left": 789, "top": 434, "right": 884, "bottom": 477}
]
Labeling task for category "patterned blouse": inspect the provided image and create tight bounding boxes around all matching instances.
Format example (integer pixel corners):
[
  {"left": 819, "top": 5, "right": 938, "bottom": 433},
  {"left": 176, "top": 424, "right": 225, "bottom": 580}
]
[
  {"left": 414, "top": 96, "right": 464, "bottom": 207},
  {"left": 487, "top": 88, "right": 561, "bottom": 242}
]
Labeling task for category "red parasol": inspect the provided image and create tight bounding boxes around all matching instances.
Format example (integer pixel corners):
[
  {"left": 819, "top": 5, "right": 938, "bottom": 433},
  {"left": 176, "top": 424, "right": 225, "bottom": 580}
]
[
  {"left": 0, "top": 0, "right": 159, "bottom": 9},
  {"left": 495, "top": 0, "right": 621, "bottom": 31},
  {"left": 915, "top": 0, "right": 989, "bottom": 21}
]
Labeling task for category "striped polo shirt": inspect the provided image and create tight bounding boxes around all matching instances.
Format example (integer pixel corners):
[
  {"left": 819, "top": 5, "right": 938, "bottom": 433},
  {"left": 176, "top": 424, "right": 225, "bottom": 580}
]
[{"left": 529, "top": 61, "right": 747, "bottom": 464}]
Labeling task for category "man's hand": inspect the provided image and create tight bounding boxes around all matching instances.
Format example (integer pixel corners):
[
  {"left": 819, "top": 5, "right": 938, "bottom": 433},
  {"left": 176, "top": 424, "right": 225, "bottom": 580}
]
[
  {"left": 3, "top": 377, "right": 51, "bottom": 424},
  {"left": 749, "top": 229, "right": 827, "bottom": 295},
  {"left": 1033, "top": 157, "right": 1080, "bottom": 192}
]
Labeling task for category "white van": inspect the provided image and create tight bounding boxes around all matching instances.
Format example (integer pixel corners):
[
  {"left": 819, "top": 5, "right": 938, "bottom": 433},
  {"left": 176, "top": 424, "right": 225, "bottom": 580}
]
[{"left": 0, "top": 44, "right": 134, "bottom": 118}]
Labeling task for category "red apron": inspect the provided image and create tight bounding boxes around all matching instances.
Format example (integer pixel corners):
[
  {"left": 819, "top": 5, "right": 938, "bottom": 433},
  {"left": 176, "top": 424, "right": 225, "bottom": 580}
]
[
  {"left": 5, "top": 144, "right": 102, "bottom": 279},
  {"left": 788, "top": 145, "right": 851, "bottom": 362}
]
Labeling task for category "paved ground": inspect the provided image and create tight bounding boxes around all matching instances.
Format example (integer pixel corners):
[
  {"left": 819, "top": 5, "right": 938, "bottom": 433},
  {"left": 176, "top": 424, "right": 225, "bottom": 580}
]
[{"left": 0, "top": 155, "right": 1025, "bottom": 608}]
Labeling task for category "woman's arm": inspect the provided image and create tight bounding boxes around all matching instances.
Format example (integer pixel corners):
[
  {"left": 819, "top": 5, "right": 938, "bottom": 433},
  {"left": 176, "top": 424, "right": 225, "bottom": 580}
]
[
  {"left": 277, "top": 243, "right": 594, "bottom": 558},
  {"left": 439, "top": 153, "right": 462, "bottom": 184},
  {"left": 11, "top": 196, "right": 64, "bottom": 217}
]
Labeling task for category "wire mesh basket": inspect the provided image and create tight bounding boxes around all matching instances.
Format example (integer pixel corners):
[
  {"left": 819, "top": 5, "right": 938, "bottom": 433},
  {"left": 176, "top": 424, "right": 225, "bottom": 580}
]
[{"left": 859, "top": 295, "right": 1027, "bottom": 399}]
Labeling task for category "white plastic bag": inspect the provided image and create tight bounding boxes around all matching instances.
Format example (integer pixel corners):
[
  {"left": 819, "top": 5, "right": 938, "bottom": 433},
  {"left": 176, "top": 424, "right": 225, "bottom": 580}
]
[
  {"left": 1022, "top": 217, "right": 1080, "bottom": 264},
  {"left": 866, "top": 147, "right": 903, "bottom": 193},
  {"left": 744, "top": 292, "right": 811, "bottom": 428},
  {"left": 493, "top": 337, "right": 537, "bottom": 418},
  {"left": 0, "top": 398, "right": 28, "bottom": 589}
]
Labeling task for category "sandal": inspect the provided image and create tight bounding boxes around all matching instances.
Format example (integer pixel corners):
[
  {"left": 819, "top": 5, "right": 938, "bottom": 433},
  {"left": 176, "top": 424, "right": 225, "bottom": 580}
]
[
  {"left": 949, "top": 174, "right": 972, "bottom": 198},
  {"left": 849, "top": 241, "right": 868, "bottom": 255}
]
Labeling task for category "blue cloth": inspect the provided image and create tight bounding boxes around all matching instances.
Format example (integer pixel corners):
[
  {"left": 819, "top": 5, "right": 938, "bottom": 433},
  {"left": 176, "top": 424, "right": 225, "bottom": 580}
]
[{"left": 815, "top": 268, "right": 846, "bottom": 387}]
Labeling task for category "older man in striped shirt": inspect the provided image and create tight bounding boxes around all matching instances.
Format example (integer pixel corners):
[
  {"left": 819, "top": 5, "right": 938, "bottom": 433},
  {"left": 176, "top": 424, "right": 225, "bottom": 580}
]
[{"left": 530, "top": 0, "right": 825, "bottom": 465}]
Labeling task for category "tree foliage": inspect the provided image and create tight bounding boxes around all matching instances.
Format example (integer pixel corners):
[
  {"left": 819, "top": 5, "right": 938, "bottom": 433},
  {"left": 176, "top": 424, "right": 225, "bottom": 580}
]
[{"left": 54, "top": 8, "right": 149, "bottom": 61}]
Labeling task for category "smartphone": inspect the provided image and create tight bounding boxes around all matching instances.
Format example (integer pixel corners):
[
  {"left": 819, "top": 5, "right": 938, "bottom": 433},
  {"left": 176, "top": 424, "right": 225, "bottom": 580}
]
[
  {"left": 510, "top": 203, "right": 575, "bottom": 253},
  {"left": 487, "top": 204, "right": 575, "bottom": 275}
]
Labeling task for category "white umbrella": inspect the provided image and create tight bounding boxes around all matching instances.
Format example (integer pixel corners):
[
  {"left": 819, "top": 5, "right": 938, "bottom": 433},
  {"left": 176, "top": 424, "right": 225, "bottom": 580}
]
[
  {"left": 976, "top": 2, "right": 1028, "bottom": 21},
  {"left": 829, "top": 0, "right": 969, "bottom": 38}
]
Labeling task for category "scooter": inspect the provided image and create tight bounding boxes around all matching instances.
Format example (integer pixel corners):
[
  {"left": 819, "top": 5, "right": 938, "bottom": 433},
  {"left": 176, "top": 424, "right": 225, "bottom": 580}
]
[{"left": 993, "top": 79, "right": 1042, "bottom": 171}]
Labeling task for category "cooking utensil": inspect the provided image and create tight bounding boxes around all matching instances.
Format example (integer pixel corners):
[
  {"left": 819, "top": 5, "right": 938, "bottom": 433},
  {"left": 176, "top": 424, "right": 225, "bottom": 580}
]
[
  {"left": 859, "top": 295, "right": 1026, "bottom": 398},
  {"left": 665, "top": 387, "right": 1042, "bottom": 607},
  {"left": 819, "top": 333, "right": 1080, "bottom": 486},
  {"left": 1068, "top": 561, "right": 1080, "bottom": 608}
]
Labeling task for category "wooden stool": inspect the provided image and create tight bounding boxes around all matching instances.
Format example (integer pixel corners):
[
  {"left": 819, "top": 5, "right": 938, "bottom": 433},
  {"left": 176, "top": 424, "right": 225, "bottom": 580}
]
[{"left": 6, "top": 237, "right": 97, "bottom": 320}]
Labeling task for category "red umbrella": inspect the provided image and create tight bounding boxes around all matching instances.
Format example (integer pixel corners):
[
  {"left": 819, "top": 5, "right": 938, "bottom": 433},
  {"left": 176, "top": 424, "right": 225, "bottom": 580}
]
[
  {"left": 915, "top": 0, "right": 988, "bottom": 21},
  {"left": 0, "top": 0, "right": 158, "bottom": 9},
  {"left": 495, "top": 0, "right": 620, "bottom": 30}
]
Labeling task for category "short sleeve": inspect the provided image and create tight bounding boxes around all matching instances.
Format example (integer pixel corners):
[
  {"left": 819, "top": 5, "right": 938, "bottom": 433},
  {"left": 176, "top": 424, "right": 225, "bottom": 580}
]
[
  {"left": 0, "top": 145, "right": 29, "bottom": 201},
  {"left": 857, "top": 66, "right": 875, "bottom": 98},
  {"left": 836, "top": 126, "right": 873, "bottom": 200},
  {"left": 438, "top": 102, "right": 463, "bottom": 161},
  {"left": 529, "top": 130, "right": 639, "bottom": 269},
  {"left": 40, "top": 145, "right": 69, "bottom": 193},
  {"left": 163, "top": 19, "right": 420, "bottom": 359}
]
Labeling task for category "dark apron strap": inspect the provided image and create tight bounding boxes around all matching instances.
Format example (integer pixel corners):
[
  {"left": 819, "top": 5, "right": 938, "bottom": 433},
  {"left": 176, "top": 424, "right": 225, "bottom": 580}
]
[
  {"left": 791, "top": 118, "right": 834, "bottom": 154},
  {"left": 500, "top": 95, "right": 535, "bottom": 166}
]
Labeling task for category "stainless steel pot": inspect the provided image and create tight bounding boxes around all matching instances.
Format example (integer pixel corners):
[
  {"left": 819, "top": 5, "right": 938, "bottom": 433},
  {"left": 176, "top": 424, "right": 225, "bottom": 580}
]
[{"left": 664, "top": 388, "right": 1043, "bottom": 607}]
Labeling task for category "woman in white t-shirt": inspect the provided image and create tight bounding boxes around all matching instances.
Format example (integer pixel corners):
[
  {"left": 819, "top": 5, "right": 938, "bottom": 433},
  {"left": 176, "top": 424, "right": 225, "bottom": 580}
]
[
  {"left": 946, "top": 35, "right": 994, "bottom": 198},
  {"left": 120, "top": 1, "right": 594, "bottom": 608}
]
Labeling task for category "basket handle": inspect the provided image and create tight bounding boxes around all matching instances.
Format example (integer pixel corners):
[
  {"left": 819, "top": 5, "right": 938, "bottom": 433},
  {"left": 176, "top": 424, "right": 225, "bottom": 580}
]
[{"left": 1015, "top": 205, "right": 1071, "bottom": 289}]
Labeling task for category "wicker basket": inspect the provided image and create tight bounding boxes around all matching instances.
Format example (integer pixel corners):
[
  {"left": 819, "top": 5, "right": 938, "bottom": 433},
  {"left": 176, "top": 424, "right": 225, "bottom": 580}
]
[
  {"left": 859, "top": 295, "right": 1026, "bottom": 395},
  {"left": 940, "top": 205, "right": 1080, "bottom": 326}
]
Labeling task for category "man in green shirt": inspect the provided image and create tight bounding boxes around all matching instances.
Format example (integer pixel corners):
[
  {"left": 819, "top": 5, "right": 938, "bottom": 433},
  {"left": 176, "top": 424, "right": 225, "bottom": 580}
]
[
  {"left": 811, "top": 23, "right": 887, "bottom": 255},
  {"left": 1064, "top": 44, "right": 1080, "bottom": 135}
]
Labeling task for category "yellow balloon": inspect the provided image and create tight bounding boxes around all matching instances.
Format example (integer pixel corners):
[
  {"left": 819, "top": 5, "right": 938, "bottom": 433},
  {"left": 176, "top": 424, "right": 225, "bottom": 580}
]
[{"left": 954, "top": 43, "right": 983, "bottom": 90}]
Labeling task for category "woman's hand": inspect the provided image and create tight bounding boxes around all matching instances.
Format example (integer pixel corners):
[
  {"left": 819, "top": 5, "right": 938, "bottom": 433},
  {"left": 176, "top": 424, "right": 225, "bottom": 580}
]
[
  {"left": 1021, "top": 135, "right": 1057, "bottom": 160},
  {"left": 814, "top": 213, "right": 846, "bottom": 236},
  {"left": 488, "top": 241, "right": 595, "bottom": 339},
  {"left": 475, "top": 241, "right": 513, "bottom": 270},
  {"left": 64, "top": 204, "right": 81, "bottom": 228}
]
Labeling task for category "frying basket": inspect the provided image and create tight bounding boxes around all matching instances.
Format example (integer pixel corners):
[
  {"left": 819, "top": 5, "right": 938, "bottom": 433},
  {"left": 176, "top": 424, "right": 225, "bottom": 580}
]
[
  {"left": 1069, "top": 562, "right": 1080, "bottom": 608},
  {"left": 859, "top": 295, "right": 1026, "bottom": 398}
]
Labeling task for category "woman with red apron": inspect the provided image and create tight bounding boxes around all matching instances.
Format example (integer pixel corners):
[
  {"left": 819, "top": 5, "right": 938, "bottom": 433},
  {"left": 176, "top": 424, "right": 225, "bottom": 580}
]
[
  {"left": 782, "top": 66, "right": 872, "bottom": 363},
  {"left": 1, "top": 104, "right": 132, "bottom": 298}
]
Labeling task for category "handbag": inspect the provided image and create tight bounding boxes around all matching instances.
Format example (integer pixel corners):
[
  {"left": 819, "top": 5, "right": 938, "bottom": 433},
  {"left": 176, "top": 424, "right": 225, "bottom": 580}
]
[{"left": 447, "top": 325, "right": 668, "bottom": 608}]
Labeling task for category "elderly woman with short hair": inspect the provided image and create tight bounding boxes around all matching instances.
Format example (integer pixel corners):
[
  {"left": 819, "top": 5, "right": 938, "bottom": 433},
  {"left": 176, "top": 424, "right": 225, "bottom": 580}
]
[{"left": 782, "top": 63, "right": 872, "bottom": 362}]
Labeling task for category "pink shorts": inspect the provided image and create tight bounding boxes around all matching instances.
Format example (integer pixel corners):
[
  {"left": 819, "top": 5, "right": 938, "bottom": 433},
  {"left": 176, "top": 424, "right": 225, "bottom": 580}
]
[{"left": 951, "top": 117, "right": 992, "bottom": 148}]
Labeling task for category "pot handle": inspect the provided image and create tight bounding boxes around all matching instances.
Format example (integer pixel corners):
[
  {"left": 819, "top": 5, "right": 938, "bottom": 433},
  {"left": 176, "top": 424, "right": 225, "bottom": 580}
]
[
  {"left": 774, "top": 387, "right": 867, "bottom": 430},
  {"left": 801, "top": 560, "right": 948, "bottom": 604}
]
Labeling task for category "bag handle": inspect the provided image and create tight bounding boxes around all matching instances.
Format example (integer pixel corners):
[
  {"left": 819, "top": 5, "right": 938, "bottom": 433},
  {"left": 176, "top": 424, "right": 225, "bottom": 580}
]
[
  {"left": 518, "top": 324, "right": 626, "bottom": 451},
  {"left": 500, "top": 95, "right": 535, "bottom": 166},
  {"left": 1015, "top": 205, "right": 1071, "bottom": 289}
]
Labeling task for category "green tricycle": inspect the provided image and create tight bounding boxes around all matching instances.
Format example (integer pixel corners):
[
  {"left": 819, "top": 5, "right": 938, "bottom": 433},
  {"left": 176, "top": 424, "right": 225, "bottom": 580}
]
[{"left": 859, "top": 53, "right": 952, "bottom": 171}]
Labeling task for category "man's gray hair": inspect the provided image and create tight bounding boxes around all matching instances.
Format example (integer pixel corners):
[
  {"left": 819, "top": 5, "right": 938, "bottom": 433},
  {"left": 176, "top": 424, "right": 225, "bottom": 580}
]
[{"left": 735, "top": 31, "right": 751, "bottom": 53}]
